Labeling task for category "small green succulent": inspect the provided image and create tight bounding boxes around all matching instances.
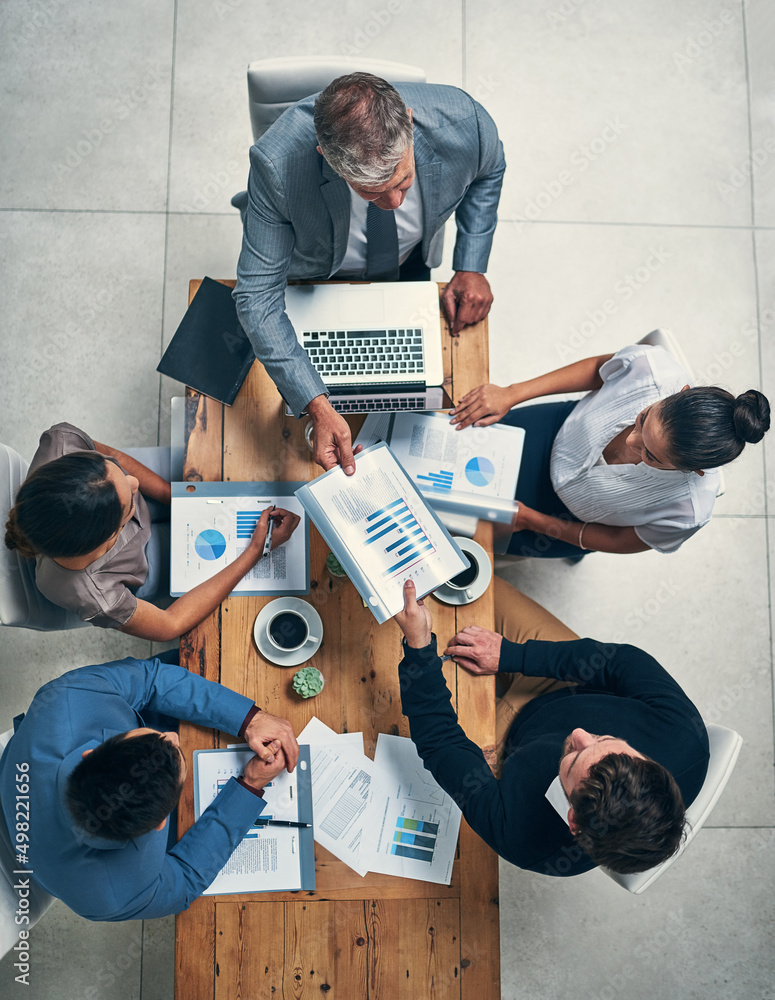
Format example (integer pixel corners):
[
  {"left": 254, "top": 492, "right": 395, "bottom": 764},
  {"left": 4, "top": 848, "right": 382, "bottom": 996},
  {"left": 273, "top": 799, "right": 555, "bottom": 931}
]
[
  {"left": 292, "top": 666, "right": 324, "bottom": 698},
  {"left": 325, "top": 551, "right": 348, "bottom": 578}
]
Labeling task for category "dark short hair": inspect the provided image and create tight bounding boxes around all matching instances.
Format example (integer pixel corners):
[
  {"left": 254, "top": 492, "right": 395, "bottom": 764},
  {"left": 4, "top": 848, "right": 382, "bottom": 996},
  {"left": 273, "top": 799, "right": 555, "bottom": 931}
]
[
  {"left": 66, "top": 732, "right": 183, "bottom": 841},
  {"left": 569, "top": 753, "right": 686, "bottom": 874},
  {"left": 658, "top": 386, "right": 770, "bottom": 471},
  {"left": 313, "top": 72, "right": 413, "bottom": 185},
  {"left": 5, "top": 452, "right": 123, "bottom": 559}
]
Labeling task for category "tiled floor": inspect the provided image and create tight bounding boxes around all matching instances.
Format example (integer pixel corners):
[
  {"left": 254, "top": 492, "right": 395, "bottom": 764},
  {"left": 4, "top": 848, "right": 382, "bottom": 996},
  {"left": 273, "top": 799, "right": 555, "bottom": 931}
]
[{"left": 1, "top": 1, "right": 773, "bottom": 998}]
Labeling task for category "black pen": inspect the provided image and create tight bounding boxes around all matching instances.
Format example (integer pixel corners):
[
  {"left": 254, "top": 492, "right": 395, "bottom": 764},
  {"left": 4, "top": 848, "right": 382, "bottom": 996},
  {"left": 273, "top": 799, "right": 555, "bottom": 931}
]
[
  {"left": 255, "top": 819, "right": 311, "bottom": 829},
  {"left": 262, "top": 505, "right": 276, "bottom": 558}
]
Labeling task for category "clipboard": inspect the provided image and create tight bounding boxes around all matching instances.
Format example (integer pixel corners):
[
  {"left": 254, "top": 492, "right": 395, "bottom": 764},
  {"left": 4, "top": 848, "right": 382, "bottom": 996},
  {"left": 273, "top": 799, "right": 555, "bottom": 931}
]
[{"left": 170, "top": 481, "right": 310, "bottom": 596}]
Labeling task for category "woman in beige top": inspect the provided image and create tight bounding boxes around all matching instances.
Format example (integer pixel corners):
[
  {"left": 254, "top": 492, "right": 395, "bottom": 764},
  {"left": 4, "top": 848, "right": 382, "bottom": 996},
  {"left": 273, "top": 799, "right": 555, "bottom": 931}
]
[{"left": 4, "top": 423, "right": 300, "bottom": 641}]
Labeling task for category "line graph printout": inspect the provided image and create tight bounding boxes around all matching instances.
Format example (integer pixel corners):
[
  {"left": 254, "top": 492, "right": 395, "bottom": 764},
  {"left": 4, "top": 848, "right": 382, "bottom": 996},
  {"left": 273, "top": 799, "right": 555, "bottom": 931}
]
[
  {"left": 388, "top": 412, "right": 524, "bottom": 500},
  {"left": 296, "top": 444, "right": 465, "bottom": 622},
  {"left": 170, "top": 485, "right": 308, "bottom": 596},
  {"left": 361, "top": 734, "right": 462, "bottom": 884}
]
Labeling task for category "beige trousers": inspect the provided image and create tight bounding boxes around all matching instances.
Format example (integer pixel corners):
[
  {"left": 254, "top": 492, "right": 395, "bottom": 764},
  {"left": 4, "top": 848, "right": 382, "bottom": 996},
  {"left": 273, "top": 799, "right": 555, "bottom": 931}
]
[{"left": 490, "top": 577, "right": 579, "bottom": 773}]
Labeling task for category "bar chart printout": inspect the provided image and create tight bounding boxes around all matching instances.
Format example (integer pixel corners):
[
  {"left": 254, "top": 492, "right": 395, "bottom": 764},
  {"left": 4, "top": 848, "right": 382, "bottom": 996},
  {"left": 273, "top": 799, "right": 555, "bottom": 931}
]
[
  {"left": 296, "top": 444, "right": 465, "bottom": 622},
  {"left": 364, "top": 497, "right": 437, "bottom": 578},
  {"left": 361, "top": 734, "right": 462, "bottom": 884},
  {"left": 392, "top": 817, "right": 439, "bottom": 861}
]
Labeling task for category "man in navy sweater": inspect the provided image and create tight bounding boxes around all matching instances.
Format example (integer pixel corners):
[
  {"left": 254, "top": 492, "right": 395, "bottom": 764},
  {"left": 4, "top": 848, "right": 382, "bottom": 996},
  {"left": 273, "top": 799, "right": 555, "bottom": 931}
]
[{"left": 395, "top": 579, "right": 709, "bottom": 877}]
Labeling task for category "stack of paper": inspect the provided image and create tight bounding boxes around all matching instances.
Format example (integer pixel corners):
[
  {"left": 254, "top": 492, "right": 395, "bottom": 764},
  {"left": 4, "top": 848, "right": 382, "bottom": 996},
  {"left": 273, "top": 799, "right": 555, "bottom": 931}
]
[{"left": 299, "top": 718, "right": 462, "bottom": 885}]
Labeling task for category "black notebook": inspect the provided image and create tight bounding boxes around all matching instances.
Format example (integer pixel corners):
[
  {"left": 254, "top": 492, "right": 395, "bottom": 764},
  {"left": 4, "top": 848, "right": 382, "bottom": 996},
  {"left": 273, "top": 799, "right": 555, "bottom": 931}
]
[{"left": 157, "top": 277, "right": 255, "bottom": 405}]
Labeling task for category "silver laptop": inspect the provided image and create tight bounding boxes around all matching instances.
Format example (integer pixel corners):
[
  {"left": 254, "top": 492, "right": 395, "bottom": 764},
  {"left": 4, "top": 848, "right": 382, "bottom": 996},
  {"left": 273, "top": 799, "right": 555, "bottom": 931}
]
[{"left": 284, "top": 282, "right": 450, "bottom": 414}]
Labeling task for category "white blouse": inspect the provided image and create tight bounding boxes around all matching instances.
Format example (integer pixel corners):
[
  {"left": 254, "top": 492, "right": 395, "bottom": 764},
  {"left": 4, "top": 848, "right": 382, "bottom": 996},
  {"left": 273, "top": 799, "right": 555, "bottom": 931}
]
[{"left": 550, "top": 344, "right": 720, "bottom": 553}]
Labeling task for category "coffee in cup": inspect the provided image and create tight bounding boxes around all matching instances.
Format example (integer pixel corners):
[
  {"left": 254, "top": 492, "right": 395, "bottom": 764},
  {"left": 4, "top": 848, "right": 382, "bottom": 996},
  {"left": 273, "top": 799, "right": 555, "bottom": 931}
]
[
  {"left": 266, "top": 610, "right": 318, "bottom": 652},
  {"left": 444, "top": 553, "right": 479, "bottom": 601}
]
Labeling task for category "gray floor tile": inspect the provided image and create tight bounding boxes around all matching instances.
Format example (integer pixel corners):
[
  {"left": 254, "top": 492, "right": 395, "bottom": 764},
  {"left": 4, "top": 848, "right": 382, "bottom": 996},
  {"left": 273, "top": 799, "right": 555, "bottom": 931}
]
[
  {"left": 466, "top": 0, "right": 750, "bottom": 225},
  {"left": 0, "top": 211, "right": 166, "bottom": 457},
  {"left": 157, "top": 212, "right": 245, "bottom": 443},
  {"left": 746, "top": 0, "right": 775, "bottom": 227},
  {"left": 140, "top": 916, "right": 175, "bottom": 1000},
  {"left": 168, "top": 0, "right": 463, "bottom": 214},
  {"left": 496, "top": 516, "right": 774, "bottom": 827},
  {"left": 0, "top": 1, "right": 174, "bottom": 211},
  {"left": 0, "top": 626, "right": 152, "bottom": 724},
  {"left": 499, "top": 827, "right": 775, "bottom": 1000},
  {"left": 758, "top": 230, "right": 775, "bottom": 514},
  {"left": 0, "top": 901, "right": 143, "bottom": 1000}
]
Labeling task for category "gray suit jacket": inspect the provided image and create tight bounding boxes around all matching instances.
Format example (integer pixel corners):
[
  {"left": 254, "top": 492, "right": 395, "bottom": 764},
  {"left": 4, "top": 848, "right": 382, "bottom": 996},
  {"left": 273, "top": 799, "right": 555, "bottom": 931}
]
[{"left": 234, "top": 84, "right": 506, "bottom": 415}]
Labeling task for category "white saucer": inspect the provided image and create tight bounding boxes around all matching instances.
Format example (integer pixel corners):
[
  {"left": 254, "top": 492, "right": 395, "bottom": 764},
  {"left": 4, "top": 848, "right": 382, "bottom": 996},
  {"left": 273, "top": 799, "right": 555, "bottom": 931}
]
[
  {"left": 253, "top": 597, "right": 324, "bottom": 667},
  {"left": 433, "top": 537, "right": 492, "bottom": 606}
]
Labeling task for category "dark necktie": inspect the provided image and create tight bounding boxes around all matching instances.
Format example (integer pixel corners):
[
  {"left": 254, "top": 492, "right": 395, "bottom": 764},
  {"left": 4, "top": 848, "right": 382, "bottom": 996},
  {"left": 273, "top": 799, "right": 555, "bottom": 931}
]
[{"left": 365, "top": 201, "right": 400, "bottom": 281}]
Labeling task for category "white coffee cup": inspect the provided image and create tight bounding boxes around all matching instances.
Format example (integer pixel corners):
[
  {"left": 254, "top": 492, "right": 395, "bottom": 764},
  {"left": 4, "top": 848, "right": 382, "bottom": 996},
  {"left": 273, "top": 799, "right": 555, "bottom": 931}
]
[
  {"left": 266, "top": 609, "right": 319, "bottom": 652},
  {"left": 444, "top": 552, "right": 479, "bottom": 602}
]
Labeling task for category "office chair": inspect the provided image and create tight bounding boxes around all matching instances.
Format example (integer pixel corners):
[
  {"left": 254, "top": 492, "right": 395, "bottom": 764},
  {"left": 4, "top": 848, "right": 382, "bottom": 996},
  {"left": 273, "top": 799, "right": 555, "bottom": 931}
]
[
  {"left": 0, "top": 726, "right": 55, "bottom": 959},
  {"left": 0, "top": 442, "right": 170, "bottom": 631},
  {"left": 600, "top": 722, "right": 743, "bottom": 893},
  {"left": 231, "top": 56, "right": 425, "bottom": 219}
]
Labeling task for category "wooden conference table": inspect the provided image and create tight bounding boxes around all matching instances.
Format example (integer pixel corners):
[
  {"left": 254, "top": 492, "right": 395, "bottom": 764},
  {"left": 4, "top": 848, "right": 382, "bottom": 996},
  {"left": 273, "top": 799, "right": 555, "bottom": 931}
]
[{"left": 175, "top": 280, "right": 500, "bottom": 1000}]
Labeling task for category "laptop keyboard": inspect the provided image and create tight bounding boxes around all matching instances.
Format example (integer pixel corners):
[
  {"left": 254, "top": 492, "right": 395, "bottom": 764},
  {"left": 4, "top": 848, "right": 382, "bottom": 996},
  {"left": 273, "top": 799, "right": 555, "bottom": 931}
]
[
  {"left": 302, "top": 328, "right": 425, "bottom": 376},
  {"left": 331, "top": 396, "right": 427, "bottom": 413}
]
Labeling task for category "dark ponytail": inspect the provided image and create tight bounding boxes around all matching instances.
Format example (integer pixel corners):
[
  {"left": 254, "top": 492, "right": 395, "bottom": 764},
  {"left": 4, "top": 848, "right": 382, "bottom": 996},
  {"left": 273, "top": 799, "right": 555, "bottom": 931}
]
[
  {"left": 4, "top": 452, "right": 122, "bottom": 559},
  {"left": 659, "top": 387, "right": 771, "bottom": 471}
]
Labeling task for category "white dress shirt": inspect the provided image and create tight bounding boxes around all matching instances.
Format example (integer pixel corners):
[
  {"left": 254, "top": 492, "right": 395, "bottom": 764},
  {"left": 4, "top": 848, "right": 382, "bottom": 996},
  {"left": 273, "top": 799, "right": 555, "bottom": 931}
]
[
  {"left": 335, "top": 180, "right": 424, "bottom": 278},
  {"left": 550, "top": 345, "right": 720, "bottom": 553}
]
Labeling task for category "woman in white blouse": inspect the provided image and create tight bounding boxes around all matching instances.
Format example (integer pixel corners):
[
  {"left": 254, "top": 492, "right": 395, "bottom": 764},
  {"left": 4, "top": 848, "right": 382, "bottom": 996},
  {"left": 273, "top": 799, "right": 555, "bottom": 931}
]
[{"left": 450, "top": 344, "right": 770, "bottom": 557}]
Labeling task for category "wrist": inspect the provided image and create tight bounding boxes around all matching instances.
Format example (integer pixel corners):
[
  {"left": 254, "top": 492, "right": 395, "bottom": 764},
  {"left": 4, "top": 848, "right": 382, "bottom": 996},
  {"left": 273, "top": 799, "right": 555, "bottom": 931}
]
[{"left": 306, "top": 394, "right": 332, "bottom": 420}]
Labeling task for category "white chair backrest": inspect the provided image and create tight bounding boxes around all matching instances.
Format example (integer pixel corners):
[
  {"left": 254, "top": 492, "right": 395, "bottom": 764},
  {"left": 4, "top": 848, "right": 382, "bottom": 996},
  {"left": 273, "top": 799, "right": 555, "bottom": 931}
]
[
  {"left": 0, "top": 727, "right": 55, "bottom": 958},
  {"left": 601, "top": 723, "right": 742, "bottom": 893},
  {"left": 247, "top": 56, "right": 426, "bottom": 141},
  {"left": 0, "top": 443, "right": 84, "bottom": 630}
]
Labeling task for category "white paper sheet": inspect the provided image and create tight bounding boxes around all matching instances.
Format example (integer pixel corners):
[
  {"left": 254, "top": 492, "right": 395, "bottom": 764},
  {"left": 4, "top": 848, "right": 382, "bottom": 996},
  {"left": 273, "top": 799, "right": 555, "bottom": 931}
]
[
  {"left": 299, "top": 445, "right": 465, "bottom": 620},
  {"left": 388, "top": 411, "right": 524, "bottom": 500},
  {"left": 170, "top": 493, "right": 307, "bottom": 595},
  {"left": 360, "top": 734, "right": 462, "bottom": 885},
  {"left": 298, "top": 718, "right": 373, "bottom": 877},
  {"left": 194, "top": 747, "right": 309, "bottom": 893}
]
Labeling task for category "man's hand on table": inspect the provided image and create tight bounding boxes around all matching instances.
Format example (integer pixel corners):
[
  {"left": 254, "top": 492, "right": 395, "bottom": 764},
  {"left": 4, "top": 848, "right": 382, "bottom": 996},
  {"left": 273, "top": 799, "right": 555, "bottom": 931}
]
[
  {"left": 244, "top": 711, "right": 299, "bottom": 772},
  {"left": 306, "top": 394, "right": 363, "bottom": 475},
  {"left": 394, "top": 579, "right": 433, "bottom": 649},
  {"left": 243, "top": 748, "right": 288, "bottom": 790},
  {"left": 441, "top": 271, "right": 493, "bottom": 337},
  {"left": 445, "top": 625, "right": 502, "bottom": 674}
]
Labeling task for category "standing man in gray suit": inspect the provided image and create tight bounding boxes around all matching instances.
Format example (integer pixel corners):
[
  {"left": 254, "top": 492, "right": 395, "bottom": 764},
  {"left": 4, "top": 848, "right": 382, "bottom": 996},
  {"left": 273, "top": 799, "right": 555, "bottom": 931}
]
[{"left": 234, "top": 73, "right": 506, "bottom": 474}]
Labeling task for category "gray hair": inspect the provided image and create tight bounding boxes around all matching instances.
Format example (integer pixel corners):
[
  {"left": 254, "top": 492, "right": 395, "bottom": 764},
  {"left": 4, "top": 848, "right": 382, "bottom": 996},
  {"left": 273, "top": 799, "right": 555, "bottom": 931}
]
[{"left": 313, "top": 72, "right": 413, "bottom": 186}]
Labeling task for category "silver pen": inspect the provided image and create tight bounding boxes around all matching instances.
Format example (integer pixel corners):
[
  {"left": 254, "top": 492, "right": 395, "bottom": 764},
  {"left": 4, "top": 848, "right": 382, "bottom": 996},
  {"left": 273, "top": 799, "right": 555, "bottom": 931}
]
[{"left": 262, "top": 506, "right": 276, "bottom": 558}]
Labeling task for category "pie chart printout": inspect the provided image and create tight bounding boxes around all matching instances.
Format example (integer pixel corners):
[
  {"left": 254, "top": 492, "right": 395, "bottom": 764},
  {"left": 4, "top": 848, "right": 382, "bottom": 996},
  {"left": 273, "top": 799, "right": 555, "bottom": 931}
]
[
  {"left": 194, "top": 529, "right": 227, "bottom": 561},
  {"left": 464, "top": 456, "right": 495, "bottom": 488}
]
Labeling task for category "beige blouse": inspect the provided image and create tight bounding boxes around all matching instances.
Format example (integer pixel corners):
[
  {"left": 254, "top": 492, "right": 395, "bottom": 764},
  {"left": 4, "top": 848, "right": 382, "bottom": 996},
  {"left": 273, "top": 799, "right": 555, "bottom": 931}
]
[{"left": 29, "top": 423, "right": 151, "bottom": 628}]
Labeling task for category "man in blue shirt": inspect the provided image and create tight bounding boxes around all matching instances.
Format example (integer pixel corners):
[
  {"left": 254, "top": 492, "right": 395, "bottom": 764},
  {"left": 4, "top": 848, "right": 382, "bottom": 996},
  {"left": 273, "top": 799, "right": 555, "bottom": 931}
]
[{"left": 0, "top": 654, "right": 299, "bottom": 920}]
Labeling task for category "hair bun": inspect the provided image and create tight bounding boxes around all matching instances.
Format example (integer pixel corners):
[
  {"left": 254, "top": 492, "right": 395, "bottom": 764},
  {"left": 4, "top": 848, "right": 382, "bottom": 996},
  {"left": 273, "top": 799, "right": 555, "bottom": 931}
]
[{"left": 733, "top": 390, "right": 771, "bottom": 444}]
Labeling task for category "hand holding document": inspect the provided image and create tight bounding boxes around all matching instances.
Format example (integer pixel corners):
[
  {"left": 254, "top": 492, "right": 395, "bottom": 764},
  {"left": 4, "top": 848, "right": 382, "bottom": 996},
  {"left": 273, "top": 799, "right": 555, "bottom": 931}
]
[{"left": 295, "top": 443, "right": 466, "bottom": 623}]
